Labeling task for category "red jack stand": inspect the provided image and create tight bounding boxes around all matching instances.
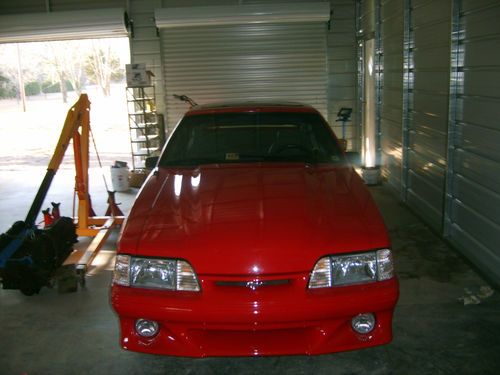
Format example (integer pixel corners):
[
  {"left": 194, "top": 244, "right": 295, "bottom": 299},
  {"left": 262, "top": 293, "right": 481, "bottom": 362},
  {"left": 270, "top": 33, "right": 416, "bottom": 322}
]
[
  {"left": 105, "top": 191, "right": 124, "bottom": 217},
  {"left": 51, "top": 202, "right": 61, "bottom": 220},
  {"left": 42, "top": 208, "right": 54, "bottom": 226}
]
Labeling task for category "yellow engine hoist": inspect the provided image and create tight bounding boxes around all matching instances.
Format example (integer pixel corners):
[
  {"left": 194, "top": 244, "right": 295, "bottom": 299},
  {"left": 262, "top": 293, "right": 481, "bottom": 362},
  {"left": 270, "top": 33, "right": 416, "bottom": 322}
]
[{"left": 0, "top": 94, "right": 125, "bottom": 294}]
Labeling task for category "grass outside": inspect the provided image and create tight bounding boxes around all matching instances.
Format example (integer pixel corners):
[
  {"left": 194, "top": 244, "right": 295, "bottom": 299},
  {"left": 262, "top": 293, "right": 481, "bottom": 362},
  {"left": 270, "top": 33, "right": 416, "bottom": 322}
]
[{"left": 0, "top": 83, "right": 131, "bottom": 171}]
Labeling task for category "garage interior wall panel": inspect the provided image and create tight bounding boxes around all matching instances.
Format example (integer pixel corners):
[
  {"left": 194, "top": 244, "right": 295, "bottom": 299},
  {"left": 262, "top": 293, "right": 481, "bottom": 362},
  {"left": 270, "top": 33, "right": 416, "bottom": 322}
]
[
  {"left": 380, "top": 0, "right": 404, "bottom": 193},
  {"left": 406, "top": 0, "right": 451, "bottom": 232},
  {"left": 446, "top": 0, "right": 500, "bottom": 284},
  {"left": 327, "top": 1, "right": 358, "bottom": 150},
  {"left": 160, "top": 22, "right": 328, "bottom": 129},
  {"left": 129, "top": 0, "right": 165, "bottom": 116},
  {"left": 360, "top": 0, "right": 376, "bottom": 36}
]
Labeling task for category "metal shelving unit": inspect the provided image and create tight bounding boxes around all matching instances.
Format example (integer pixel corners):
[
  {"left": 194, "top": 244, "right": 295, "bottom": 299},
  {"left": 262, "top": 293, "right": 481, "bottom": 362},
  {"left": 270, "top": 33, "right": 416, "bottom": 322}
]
[{"left": 126, "top": 86, "right": 165, "bottom": 170}]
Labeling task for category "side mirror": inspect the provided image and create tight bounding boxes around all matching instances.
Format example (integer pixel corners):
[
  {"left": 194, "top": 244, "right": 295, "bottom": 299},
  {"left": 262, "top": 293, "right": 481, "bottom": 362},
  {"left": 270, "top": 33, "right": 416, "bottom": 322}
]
[
  {"left": 345, "top": 151, "right": 361, "bottom": 167},
  {"left": 145, "top": 156, "right": 159, "bottom": 169}
]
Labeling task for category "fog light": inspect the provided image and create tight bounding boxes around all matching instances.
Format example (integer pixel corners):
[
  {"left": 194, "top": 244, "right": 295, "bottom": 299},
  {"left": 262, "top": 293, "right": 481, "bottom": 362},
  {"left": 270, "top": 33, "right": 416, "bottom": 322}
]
[
  {"left": 135, "top": 319, "right": 159, "bottom": 337},
  {"left": 351, "top": 313, "right": 375, "bottom": 334}
]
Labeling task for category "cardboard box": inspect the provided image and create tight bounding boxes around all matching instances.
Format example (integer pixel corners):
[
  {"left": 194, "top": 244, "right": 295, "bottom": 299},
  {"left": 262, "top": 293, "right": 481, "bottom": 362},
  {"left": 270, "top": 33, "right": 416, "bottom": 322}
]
[
  {"left": 125, "top": 63, "right": 146, "bottom": 74},
  {"left": 126, "top": 63, "right": 152, "bottom": 87},
  {"left": 126, "top": 71, "right": 150, "bottom": 87}
]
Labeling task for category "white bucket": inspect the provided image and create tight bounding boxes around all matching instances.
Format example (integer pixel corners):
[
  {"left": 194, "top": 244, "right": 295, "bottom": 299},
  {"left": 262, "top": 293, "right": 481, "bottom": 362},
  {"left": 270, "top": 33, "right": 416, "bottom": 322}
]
[{"left": 110, "top": 166, "right": 130, "bottom": 192}]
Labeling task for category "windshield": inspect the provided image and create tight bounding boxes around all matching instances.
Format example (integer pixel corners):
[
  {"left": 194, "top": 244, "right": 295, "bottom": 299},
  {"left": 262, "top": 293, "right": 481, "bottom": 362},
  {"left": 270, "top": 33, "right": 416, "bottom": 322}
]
[{"left": 159, "top": 112, "right": 344, "bottom": 167}]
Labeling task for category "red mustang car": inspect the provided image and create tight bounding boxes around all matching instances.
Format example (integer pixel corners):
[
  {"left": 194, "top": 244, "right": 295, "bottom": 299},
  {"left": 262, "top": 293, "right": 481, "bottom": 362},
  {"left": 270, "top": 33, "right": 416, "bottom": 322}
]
[{"left": 111, "top": 102, "right": 399, "bottom": 357}]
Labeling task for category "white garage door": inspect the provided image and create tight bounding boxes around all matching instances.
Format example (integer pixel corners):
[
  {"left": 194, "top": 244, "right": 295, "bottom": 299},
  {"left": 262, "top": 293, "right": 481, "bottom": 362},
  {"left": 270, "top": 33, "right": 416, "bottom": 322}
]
[
  {"left": 0, "top": 8, "right": 128, "bottom": 43},
  {"left": 156, "top": 4, "right": 330, "bottom": 128}
]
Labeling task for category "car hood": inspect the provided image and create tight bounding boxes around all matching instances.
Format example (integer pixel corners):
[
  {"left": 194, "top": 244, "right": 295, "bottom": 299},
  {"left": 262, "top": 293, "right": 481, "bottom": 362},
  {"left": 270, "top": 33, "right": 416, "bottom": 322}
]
[{"left": 119, "top": 164, "right": 390, "bottom": 275}]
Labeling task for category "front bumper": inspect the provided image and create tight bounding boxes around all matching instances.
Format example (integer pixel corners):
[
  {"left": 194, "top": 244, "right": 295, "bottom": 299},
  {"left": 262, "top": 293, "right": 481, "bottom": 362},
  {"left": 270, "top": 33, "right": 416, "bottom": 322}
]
[{"left": 111, "top": 274, "right": 399, "bottom": 357}]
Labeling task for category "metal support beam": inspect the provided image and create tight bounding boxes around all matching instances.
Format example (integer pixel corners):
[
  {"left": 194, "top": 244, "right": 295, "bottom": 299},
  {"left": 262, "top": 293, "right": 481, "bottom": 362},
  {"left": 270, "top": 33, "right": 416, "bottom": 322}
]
[
  {"left": 443, "top": 0, "right": 463, "bottom": 237},
  {"left": 401, "top": 0, "right": 413, "bottom": 202}
]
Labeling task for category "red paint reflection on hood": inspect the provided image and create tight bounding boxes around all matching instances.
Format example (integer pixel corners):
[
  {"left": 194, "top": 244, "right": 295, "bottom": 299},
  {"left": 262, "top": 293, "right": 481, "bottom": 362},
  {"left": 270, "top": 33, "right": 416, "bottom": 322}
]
[{"left": 119, "top": 163, "right": 389, "bottom": 275}]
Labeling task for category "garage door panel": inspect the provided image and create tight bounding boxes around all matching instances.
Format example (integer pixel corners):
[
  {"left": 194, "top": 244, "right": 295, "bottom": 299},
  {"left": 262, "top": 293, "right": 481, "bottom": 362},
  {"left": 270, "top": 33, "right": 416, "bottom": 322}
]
[
  {"left": 444, "top": 0, "right": 500, "bottom": 285},
  {"left": 381, "top": 132, "right": 402, "bottom": 155},
  {"left": 413, "top": 46, "right": 450, "bottom": 70},
  {"left": 381, "top": 0, "right": 403, "bottom": 18},
  {"left": 161, "top": 22, "right": 327, "bottom": 128},
  {"left": 413, "top": 0, "right": 450, "bottom": 26},
  {"left": 451, "top": 200, "right": 500, "bottom": 253},
  {"left": 408, "top": 170, "right": 444, "bottom": 209},
  {"left": 463, "top": 70, "right": 500, "bottom": 98},
  {"left": 382, "top": 156, "right": 402, "bottom": 191},
  {"left": 413, "top": 22, "right": 450, "bottom": 50},
  {"left": 328, "top": 33, "right": 356, "bottom": 48},
  {"left": 464, "top": 38, "right": 500, "bottom": 68},
  {"left": 408, "top": 150, "right": 445, "bottom": 188},
  {"left": 329, "top": 59, "right": 356, "bottom": 74},
  {"left": 409, "top": 133, "right": 446, "bottom": 165},
  {"left": 449, "top": 223, "right": 500, "bottom": 284},
  {"left": 382, "top": 87, "right": 403, "bottom": 108},
  {"left": 380, "top": 12, "right": 403, "bottom": 38},
  {"left": 381, "top": 105, "right": 402, "bottom": 126},
  {"left": 453, "top": 174, "right": 500, "bottom": 225},
  {"left": 407, "top": 187, "right": 443, "bottom": 230},
  {"left": 384, "top": 71, "right": 404, "bottom": 91},
  {"left": 383, "top": 56, "right": 404, "bottom": 73},
  {"left": 411, "top": 110, "right": 448, "bottom": 134},
  {"left": 330, "top": 86, "right": 356, "bottom": 101},
  {"left": 462, "top": 0, "right": 499, "bottom": 13},
  {"left": 382, "top": 21, "right": 403, "bottom": 41},
  {"left": 459, "top": 97, "right": 500, "bottom": 131},
  {"left": 329, "top": 72, "right": 356, "bottom": 87},
  {"left": 463, "top": 6, "right": 500, "bottom": 39},
  {"left": 326, "top": 3, "right": 354, "bottom": 19},
  {"left": 383, "top": 46, "right": 403, "bottom": 65},
  {"left": 166, "top": 66, "right": 327, "bottom": 81},
  {"left": 453, "top": 149, "right": 500, "bottom": 195},
  {"left": 406, "top": 0, "right": 450, "bottom": 232},
  {"left": 412, "top": 91, "right": 448, "bottom": 119},
  {"left": 413, "top": 71, "right": 450, "bottom": 93},
  {"left": 457, "top": 122, "right": 500, "bottom": 162},
  {"left": 329, "top": 46, "right": 356, "bottom": 61}
]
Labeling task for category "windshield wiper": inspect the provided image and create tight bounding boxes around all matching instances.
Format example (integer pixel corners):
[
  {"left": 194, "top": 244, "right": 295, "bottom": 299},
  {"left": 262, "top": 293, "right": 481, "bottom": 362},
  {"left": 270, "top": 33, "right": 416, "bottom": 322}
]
[
  {"left": 260, "top": 154, "right": 318, "bottom": 163},
  {"left": 162, "top": 158, "right": 220, "bottom": 166}
]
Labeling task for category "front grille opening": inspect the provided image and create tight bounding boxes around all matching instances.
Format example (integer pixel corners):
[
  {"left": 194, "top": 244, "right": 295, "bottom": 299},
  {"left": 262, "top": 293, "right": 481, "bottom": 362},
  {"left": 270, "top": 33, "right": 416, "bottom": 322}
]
[{"left": 215, "top": 279, "right": 290, "bottom": 288}]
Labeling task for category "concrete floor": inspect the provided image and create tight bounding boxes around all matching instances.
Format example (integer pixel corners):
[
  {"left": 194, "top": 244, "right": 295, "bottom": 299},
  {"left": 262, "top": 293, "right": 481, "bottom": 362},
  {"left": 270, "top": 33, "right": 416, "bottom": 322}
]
[{"left": 1, "top": 169, "right": 499, "bottom": 375}]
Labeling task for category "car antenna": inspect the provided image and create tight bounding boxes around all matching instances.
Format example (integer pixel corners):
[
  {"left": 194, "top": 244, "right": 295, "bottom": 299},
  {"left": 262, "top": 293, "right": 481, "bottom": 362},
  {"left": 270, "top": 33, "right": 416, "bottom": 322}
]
[{"left": 173, "top": 94, "right": 197, "bottom": 107}]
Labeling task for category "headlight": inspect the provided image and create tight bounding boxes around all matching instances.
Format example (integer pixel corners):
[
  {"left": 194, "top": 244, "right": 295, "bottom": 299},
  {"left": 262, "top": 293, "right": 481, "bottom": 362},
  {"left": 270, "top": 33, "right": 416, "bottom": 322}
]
[
  {"left": 113, "top": 255, "right": 200, "bottom": 291},
  {"left": 130, "top": 258, "right": 177, "bottom": 289},
  {"left": 331, "top": 252, "right": 377, "bottom": 286},
  {"left": 308, "top": 249, "right": 394, "bottom": 288}
]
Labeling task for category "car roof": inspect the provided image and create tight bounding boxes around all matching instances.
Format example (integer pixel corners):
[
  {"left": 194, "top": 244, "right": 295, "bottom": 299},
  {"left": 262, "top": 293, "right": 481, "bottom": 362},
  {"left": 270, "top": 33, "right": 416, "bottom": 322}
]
[{"left": 185, "top": 101, "right": 320, "bottom": 116}]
